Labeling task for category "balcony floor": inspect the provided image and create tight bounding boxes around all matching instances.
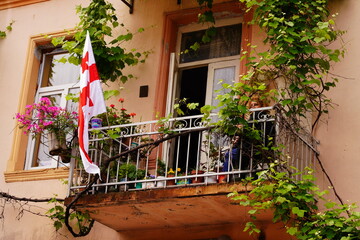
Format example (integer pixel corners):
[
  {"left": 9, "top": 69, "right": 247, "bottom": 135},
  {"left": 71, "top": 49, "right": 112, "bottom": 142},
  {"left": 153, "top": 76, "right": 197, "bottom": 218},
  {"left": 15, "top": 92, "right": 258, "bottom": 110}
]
[{"left": 65, "top": 183, "right": 275, "bottom": 232}]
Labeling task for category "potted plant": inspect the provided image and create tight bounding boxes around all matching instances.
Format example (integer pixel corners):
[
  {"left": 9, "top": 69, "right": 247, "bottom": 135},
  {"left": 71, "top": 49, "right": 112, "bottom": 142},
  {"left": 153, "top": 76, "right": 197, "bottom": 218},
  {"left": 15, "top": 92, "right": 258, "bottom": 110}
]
[
  {"left": 135, "top": 169, "right": 146, "bottom": 189},
  {"left": 166, "top": 168, "right": 180, "bottom": 186},
  {"left": 189, "top": 169, "right": 205, "bottom": 183},
  {"left": 118, "top": 163, "right": 137, "bottom": 180},
  {"left": 15, "top": 97, "right": 78, "bottom": 161},
  {"left": 143, "top": 174, "right": 156, "bottom": 189},
  {"left": 95, "top": 98, "right": 136, "bottom": 127}
]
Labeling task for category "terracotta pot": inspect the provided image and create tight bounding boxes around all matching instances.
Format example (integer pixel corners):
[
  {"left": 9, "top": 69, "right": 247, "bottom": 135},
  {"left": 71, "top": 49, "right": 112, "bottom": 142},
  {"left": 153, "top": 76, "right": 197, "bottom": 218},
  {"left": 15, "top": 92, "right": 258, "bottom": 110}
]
[
  {"left": 218, "top": 175, "right": 227, "bottom": 183},
  {"left": 190, "top": 170, "right": 205, "bottom": 183},
  {"left": 166, "top": 174, "right": 176, "bottom": 186}
]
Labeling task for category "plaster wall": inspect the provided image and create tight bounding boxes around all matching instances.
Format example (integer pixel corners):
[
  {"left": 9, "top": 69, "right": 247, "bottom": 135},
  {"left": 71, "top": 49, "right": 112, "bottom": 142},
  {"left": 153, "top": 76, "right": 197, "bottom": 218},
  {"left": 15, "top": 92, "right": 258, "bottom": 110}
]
[
  {"left": 0, "top": 0, "right": 253, "bottom": 239},
  {"left": 314, "top": 0, "right": 360, "bottom": 205},
  {"left": 0, "top": 0, "right": 121, "bottom": 238}
]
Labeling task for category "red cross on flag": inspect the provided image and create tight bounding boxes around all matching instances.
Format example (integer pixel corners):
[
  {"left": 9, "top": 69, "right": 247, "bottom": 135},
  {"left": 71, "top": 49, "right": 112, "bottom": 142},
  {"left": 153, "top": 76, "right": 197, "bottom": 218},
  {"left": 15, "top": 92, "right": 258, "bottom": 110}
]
[{"left": 78, "top": 31, "right": 106, "bottom": 175}]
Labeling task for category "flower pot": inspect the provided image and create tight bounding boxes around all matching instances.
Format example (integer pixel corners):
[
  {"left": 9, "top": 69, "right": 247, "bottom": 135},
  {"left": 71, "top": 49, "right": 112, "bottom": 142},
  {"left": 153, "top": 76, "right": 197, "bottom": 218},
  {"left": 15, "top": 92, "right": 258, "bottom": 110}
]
[
  {"left": 218, "top": 174, "right": 227, "bottom": 183},
  {"left": 156, "top": 176, "right": 166, "bottom": 187},
  {"left": 166, "top": 174, "right": 176, "bottom": 186},
  {"left": 48, "top": 132, "right": 67, "bottom": 156},
  {"left": 135, "top": 182, "right": 143, "bottom": 189},
  {"left": 90, "top": 118, "right": 102, "bottom": 128},
  {"left": 143, "top": 181, "right": 155, "bottom": 189},
  {"left": 176, "top": 179, "right": 190, "bottom": 185},
  {"left": 205, "top": 172, "right": 217, "bottom": 183},
  {"left": 190, "top": 170, "right": 205, "bottom": 183},
  {"left": 59, "top": 148, "right": 72, "bottom": 163}
]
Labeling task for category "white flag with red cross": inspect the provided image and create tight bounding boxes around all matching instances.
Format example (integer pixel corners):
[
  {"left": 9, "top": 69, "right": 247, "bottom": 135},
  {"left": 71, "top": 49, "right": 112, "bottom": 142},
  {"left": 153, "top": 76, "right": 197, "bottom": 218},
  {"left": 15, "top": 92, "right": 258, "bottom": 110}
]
[{"left": 78, "top": 31, "right": 106, "bottom": 175}]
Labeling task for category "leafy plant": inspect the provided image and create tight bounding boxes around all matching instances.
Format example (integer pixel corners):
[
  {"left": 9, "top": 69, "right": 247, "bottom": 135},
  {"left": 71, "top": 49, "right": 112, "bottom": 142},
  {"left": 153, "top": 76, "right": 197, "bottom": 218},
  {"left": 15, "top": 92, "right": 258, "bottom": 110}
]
[
  {"left": 228, "top": 164, "right": 360, "bottom": 239},
  {"left": 51, "top": 0, "right": 150, "bottom": 84},
  {"left": 15, "top": 97, "right": 78, "bottom": 144},
  {"left": 47, "top": 196, "right": 92, "bottom": 233},
  {"left": 118, "top": 163, "right": 137, "bottom": 180},
  {"left": 94, "top": 98, "right": 136, "bottom": 127},
  {"left": 156, "top": 159, "right": 166, "bottom": 176}
]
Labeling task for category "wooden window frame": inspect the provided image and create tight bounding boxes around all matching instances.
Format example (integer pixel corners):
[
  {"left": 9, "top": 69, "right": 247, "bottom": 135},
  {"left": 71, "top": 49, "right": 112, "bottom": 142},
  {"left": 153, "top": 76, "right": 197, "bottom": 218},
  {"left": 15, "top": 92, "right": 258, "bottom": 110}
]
[{"left": 5, "top": 30, "right": 74, "bottom": 182}]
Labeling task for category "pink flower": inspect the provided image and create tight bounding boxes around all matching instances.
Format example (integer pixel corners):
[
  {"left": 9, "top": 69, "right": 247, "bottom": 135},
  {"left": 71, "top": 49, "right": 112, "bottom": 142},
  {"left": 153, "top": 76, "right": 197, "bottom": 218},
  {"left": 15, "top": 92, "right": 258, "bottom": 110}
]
[
  {"left": 40, "top": 97, "right": 51, "bottom": 105},
  {"left": 118, "top": 98, "right": 124, "bottom": 103},
  {"left": 44, "top": 121, "right": 53, "bottom": 127}
]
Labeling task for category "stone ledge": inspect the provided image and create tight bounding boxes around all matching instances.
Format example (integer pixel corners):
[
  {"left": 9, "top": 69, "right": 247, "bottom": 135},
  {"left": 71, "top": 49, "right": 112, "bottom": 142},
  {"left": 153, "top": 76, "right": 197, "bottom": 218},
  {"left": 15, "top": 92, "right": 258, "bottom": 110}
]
[
  {"left": 4, "top": 167, "right": 69, "bottom": 182},
  {"left": 66, "top": 182, "right": 253, "bottom": 207}
]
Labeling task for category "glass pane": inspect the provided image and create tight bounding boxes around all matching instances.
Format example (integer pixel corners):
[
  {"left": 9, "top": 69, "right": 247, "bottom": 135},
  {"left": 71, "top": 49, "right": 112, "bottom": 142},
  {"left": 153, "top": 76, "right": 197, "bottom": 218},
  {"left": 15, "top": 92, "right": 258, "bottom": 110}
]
[
  {"left": 66, "top": 87, "right": 80, "bottom": 113},
  {"left": 42, "top": 53, "right": 79, "bottom": 87},
  {"left": 180, "top": 24, "right": 242, "bottom": 63},
  {"left": 32, "top": 132, "right": 59, "bottom": 168},
  {"left": 211, "top": 66, "right": 236, "bottom": 108}
]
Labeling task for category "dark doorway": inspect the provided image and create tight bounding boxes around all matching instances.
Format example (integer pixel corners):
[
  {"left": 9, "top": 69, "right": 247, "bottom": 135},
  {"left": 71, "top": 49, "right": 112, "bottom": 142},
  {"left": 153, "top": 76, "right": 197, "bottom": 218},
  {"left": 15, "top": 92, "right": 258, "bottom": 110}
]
[
  {"left": 178, "top": 66, "right": 208, "bottom": 115},
  {"left": 175, "top": 66, "right": 208, "bottom": 171}
]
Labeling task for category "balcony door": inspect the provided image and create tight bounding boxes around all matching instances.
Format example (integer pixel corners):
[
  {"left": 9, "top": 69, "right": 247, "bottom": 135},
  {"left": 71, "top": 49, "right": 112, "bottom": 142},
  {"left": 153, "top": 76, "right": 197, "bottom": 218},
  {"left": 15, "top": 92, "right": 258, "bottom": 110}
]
[{"left": 164, "top": 19, "right": 242, "bottom": 171}]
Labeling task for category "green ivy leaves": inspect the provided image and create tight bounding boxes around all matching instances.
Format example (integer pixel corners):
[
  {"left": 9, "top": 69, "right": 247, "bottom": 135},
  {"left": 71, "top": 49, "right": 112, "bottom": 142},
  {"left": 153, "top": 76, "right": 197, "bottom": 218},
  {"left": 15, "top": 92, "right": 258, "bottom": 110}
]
[
  {"left": 245, "top": 0, "right": 345, "bottom": 120},
  {"left": 0, "top": 21, "right": 14, "bottom": 39},
  {"left": 54, "top": 0, "right": 150, "bottom": 84},
  {"left": 229, "top": 165, "right": 360, "bottom": 239}
]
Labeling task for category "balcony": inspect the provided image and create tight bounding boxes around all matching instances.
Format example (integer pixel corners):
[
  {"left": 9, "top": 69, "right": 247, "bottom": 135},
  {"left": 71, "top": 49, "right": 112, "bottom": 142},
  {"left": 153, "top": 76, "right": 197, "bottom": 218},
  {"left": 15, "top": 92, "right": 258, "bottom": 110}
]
[{"left": 65, "top": 106, "right": 318, "bottom": 233}]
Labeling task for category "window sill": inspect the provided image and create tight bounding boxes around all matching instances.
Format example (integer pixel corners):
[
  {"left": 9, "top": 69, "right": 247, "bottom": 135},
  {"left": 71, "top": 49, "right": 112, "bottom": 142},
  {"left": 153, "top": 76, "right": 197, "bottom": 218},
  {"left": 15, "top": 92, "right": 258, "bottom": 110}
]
[{"left": 4, "top": 167, "right": 69, "bottom": 182}]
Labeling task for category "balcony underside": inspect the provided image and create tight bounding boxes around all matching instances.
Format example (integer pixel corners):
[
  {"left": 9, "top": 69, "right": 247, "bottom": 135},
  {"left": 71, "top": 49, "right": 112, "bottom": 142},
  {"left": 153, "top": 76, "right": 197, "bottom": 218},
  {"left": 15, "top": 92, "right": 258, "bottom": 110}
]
[{"left": 66, "top": 183, "right": 275, "bottom": 232}]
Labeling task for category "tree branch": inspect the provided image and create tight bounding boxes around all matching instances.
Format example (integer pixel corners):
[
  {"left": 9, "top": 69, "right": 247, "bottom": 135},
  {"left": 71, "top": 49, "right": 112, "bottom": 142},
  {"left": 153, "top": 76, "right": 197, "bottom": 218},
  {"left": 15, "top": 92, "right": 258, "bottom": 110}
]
[{"left": 0, "top": 192, "right": 64, "bottom": 203}]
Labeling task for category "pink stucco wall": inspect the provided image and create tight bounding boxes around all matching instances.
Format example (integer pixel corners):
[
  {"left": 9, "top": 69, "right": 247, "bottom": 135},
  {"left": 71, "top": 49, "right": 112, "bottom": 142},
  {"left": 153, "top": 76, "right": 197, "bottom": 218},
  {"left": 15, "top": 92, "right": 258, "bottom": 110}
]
[{"left": 0, "top": 0, "right": 359, "bottom": 239}]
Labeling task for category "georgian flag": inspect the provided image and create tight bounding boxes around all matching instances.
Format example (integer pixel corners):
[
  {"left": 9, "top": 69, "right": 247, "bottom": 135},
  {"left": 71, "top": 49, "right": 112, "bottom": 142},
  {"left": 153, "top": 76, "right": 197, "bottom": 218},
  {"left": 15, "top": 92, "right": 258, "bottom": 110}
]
[{"left": 78, "top": 32, "right": 106, "bottom": 175}]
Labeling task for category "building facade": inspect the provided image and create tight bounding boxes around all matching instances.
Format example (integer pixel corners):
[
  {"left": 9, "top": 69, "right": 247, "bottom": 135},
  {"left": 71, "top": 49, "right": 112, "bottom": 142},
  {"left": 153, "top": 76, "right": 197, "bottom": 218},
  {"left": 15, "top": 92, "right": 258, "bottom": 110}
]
[{"left": 0, "top": 0, "right": 359, "bottom": 239}]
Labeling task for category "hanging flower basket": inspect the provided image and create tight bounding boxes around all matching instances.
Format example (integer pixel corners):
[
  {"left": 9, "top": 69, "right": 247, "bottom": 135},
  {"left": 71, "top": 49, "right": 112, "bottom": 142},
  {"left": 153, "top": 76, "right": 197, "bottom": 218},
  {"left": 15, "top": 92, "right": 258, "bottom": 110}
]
[{"left": 48, "top": 132, "right": 67, "bottom": 156}]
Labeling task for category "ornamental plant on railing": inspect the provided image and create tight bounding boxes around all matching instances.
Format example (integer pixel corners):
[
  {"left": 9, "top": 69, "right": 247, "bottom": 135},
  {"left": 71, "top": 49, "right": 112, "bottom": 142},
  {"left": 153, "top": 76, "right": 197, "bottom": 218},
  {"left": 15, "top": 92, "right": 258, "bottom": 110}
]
[
  {"left": 15, "top": 97, "right": 78, "bottom": 156},
  {"left": 94, "top": 98, "right": 136, "bottom": 127}
]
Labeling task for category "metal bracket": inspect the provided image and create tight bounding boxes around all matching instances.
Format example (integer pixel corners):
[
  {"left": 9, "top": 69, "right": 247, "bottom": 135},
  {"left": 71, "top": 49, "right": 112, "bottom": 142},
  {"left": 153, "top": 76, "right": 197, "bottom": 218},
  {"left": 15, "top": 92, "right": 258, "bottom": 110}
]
[{"left": 121, "top": 0, "right": 134, "bottom": 14}]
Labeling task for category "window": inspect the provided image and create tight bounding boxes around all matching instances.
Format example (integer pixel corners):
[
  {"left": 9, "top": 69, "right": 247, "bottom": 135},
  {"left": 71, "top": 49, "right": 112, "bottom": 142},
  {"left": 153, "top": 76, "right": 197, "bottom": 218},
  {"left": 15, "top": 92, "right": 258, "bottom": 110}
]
[
  {"left": 166, "top": 18, "right": 242, "bottom": 116},
  {"left": 180, "top": 24, "right": 242, "bottom": 64},
  {"left": 154, "top": 1, "right": 251, "bottom": 118},
  {"left": 6, "top": 32, "right": 80, "bottom": 182},
  {"left": 25, "top": 47, "right": 79, "bottom": 169}
]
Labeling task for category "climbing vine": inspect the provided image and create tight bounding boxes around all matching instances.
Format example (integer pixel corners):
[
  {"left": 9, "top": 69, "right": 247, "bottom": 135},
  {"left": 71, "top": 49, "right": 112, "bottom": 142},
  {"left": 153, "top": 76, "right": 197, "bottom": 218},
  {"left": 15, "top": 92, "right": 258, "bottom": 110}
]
[
  {"left": 241, "top": 0, "right": 345, "bottom": 128},
  {"left": 0, "top": 21, "right": 14, "bottom": 39},
  {"left": 229, "top": 165, "right": 360, "bottom": 239},
  {"left": 52, "top": 0, "right": 150, "bottom": 84},
  {"left": 198, "top": 0, "right": 359, "bottom": 239},
  {"left": 199, "top": 0, "right": 344, "bottom": 129}
]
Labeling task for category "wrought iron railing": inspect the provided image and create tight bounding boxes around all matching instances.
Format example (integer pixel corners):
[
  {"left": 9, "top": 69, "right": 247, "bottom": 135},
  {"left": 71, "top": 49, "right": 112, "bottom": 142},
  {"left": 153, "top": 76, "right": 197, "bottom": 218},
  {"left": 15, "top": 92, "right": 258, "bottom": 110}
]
[{"left": 68, "top": 106, "right": 319, "bottom": 195}]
